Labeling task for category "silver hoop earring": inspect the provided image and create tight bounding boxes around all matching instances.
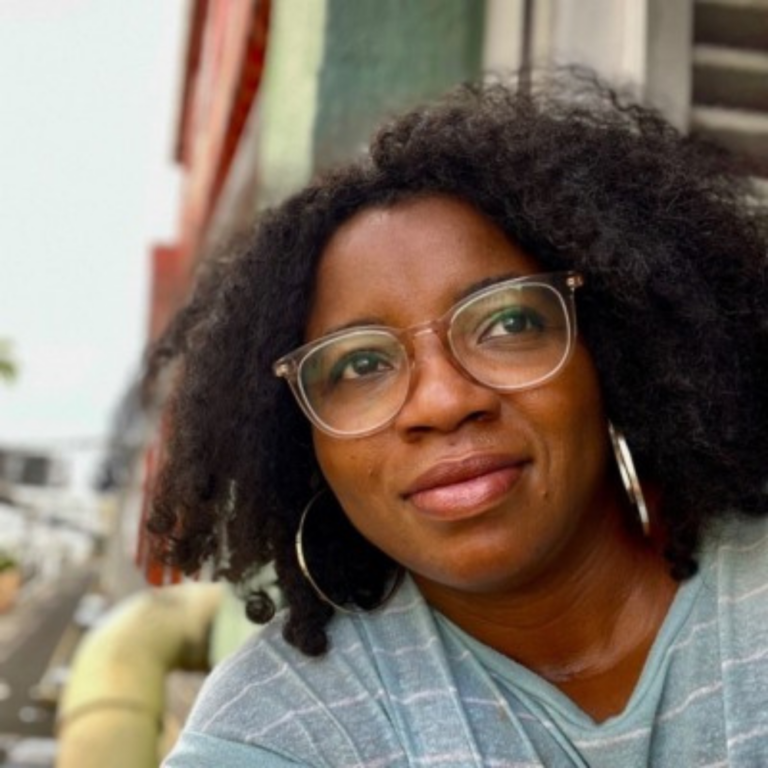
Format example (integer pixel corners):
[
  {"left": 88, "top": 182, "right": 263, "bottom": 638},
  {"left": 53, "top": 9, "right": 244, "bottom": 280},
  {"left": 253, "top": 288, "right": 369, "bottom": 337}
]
[
  {"left": 296, "top": 491, "right": 403, "bottom": 614},
  {"left": 608, "top": 422, "right": 650, "bottom": 536}
]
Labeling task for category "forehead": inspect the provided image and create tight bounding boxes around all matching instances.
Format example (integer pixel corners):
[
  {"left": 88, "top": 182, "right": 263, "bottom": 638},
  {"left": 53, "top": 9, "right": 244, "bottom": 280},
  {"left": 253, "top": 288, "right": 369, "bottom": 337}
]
[{"left": 306, "top": 195, "right": 543, "bottom": 339}]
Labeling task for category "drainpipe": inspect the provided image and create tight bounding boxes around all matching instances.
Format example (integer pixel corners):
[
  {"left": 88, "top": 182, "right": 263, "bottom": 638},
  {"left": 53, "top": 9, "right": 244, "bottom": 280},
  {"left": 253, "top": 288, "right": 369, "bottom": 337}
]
[{"left": 56, "top": 582, "right": 223, "bottom": 768}]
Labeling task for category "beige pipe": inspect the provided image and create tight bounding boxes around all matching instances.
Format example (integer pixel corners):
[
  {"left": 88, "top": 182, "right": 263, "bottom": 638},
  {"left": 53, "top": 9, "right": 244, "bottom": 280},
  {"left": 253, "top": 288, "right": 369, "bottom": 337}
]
[{"left": 56, "top": 582, "right": 223, "bottom": 768}]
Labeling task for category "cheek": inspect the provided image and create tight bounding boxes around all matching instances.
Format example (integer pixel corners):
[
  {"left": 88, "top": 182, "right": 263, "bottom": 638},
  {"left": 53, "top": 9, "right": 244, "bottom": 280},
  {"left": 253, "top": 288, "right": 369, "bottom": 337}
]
[
  {"left": 312, "top": 433, "right": 406, "bottom": 556},
  {"left": 516, "top": 348, "right": 607, "bottom": 466},
  {"left": 313, "top": 432, "right": 381, "bottom": 509},
  {"left": 551, "top": 347, "right": 605, "bottom": 429},
  {"left": 540, "top": 358, "right": 609, "bottom": 491}
]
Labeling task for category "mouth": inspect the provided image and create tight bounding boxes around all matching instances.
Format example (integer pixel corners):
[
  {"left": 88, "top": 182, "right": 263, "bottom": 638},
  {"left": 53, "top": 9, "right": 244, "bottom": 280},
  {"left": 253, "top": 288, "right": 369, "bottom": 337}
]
[{"left": 402, "top": 454, "right": 527, "bottom": 521}]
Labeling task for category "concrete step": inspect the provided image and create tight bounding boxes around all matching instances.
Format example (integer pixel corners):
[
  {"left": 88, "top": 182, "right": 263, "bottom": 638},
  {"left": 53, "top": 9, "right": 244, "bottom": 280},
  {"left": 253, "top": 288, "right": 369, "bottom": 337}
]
[
  {"left": 695, "top": 0, "right": 768, "bottom": 50},
  {"left": 691, "top": 105, "right": 768, "bottom": 172},
  {"left": 693, "top": 45, "right": 768, "bottom": 111}
]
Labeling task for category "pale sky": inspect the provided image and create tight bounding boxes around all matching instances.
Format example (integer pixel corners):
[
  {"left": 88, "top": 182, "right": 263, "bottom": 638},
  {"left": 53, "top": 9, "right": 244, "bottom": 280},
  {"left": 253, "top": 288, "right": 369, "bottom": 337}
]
[{"left": 0, "top": 0, "right": 186, "bottom": 454}]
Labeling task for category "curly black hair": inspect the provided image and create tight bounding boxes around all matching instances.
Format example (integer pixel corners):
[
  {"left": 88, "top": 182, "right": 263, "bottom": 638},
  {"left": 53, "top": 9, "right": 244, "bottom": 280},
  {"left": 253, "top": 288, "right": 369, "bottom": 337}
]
[{"left": 147, "top": 72, "right": 768, "bottom": 657}]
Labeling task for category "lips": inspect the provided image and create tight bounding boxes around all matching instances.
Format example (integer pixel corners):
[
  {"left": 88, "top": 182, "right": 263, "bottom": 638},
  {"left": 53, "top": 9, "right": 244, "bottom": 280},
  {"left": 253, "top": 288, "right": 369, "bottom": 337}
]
[{"left": 403, "top": 454, "right": 527, "bottom": 521}]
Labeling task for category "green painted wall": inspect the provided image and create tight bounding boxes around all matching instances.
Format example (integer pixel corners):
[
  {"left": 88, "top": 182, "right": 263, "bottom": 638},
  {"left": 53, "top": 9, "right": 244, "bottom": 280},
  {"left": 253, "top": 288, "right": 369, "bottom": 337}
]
[
  {"left": 253, "top": 0, "right": 483, "bottom": 208},
  {"left": 254, "top": 0, "right": 329, "bottom": 209},
  {"left": 314, "top": 0, "right": 485, "bottom": 168}
]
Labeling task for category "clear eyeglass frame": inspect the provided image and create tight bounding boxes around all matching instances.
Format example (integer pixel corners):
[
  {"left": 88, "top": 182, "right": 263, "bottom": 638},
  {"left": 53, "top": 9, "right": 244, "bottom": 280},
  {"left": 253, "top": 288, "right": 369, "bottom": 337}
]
[{"left": 273, "top": 271, "right": 584, "bottom": 438}]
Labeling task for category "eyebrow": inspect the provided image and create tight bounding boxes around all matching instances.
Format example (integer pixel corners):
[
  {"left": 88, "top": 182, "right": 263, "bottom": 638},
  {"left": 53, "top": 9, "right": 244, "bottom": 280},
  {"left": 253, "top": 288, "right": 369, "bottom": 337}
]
[{"left": 321, "top": 270, "right": 525, "bottom": 337}]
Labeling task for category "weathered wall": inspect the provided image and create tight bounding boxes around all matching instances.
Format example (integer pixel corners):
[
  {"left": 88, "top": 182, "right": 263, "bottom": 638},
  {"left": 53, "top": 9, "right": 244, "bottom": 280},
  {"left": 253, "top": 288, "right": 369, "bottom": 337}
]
[
  {"left": 313, "top": 0, "right": 484, "bottom": 168},
  {"left": 251, "top": 0, "right": 329, "bottom": 210},
  {"left": 249, "top": 0, "right": 484, "bottom": 213}
]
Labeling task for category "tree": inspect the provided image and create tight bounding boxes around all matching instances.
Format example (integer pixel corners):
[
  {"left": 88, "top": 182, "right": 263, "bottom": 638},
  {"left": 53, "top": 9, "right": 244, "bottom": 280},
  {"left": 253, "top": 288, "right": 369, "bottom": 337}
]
[{"left": 0, "top": 339, "right": 18, "bottom": 384}]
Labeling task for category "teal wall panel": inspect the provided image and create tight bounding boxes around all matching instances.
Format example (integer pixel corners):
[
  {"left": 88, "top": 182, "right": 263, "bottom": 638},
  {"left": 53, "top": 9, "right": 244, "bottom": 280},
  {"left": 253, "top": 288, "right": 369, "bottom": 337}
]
[{"left": 314, "top": 0, "right": 484, "bottom": 168}]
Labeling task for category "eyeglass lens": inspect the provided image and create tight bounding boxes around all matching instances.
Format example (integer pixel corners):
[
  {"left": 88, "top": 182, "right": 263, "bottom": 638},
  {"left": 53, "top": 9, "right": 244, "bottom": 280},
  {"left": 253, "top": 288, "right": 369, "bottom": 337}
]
[{"left": 297, "top": 281, "right": 572, "bottom": 436}]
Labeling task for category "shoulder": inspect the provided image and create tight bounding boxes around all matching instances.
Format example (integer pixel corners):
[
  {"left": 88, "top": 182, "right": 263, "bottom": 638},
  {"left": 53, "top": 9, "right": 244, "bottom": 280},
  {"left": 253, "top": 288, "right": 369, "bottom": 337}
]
[
  {"left": 698, "top": 512, "right": 768, "bottom": 759},
  {"left": 702, "top": 512, "right": 768, "bottom": 628},
  {"left": 699, "top": 513, "right": 768, "bottom": 668},
  {"left": 177, "top": 576, "right": 446, "bottom": 766},
  {"left": 704, "top": 511, "right": 768, "bottom": 589},
  {"left": 163, "top": 730, "right": 303, "bottom": 767}
]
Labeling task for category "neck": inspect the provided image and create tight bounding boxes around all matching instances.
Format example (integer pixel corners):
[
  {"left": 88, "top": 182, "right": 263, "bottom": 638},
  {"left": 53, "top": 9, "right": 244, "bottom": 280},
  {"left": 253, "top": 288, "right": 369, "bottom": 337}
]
[{"left": 414, "top": 506, "right": 678, "bottom": 721}]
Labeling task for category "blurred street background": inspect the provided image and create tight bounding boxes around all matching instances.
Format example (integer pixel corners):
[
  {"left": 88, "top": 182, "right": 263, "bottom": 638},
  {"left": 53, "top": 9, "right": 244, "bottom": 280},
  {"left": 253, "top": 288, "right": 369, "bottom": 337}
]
[
  {"left": 0, "top": 0, "right": 765, "bottom": 766},
  {"left": 0, "top": 1, "right": 185, "bottom": 765}
]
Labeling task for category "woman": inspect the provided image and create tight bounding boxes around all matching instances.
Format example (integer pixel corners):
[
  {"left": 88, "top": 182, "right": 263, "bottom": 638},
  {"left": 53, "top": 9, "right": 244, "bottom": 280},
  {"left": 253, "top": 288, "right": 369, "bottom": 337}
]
[{"left": 154, "top": 75, "right": 768, "bottom": 766}]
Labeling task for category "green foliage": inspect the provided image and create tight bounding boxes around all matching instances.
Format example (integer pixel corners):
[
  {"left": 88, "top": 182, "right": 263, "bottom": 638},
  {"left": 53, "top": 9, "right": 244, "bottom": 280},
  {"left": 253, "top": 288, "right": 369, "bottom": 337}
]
[
  {"left": 0, "top": 338, "right": 18, "bottom": 384},
  {"left": 0, "top": 550, "right": 19, "bottom": 573}
]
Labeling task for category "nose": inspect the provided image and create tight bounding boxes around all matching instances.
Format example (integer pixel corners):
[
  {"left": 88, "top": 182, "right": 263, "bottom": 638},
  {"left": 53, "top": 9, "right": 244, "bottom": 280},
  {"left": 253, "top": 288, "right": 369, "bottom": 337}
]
[{"left": 394, "top": 331, "right": 501, "bottom": 439}]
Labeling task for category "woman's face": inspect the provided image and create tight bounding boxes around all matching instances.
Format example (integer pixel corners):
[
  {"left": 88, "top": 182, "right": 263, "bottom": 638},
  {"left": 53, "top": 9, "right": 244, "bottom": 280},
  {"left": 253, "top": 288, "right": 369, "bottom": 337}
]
[{"left": 308, "top": 195, "right": 617, "bottom": 598}]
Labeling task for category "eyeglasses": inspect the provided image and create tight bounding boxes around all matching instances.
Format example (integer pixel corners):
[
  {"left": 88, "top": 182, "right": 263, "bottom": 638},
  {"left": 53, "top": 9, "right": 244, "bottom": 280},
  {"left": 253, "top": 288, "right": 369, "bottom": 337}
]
[{"left": 273, "top": 271, "right": 584, "bottom": 438}]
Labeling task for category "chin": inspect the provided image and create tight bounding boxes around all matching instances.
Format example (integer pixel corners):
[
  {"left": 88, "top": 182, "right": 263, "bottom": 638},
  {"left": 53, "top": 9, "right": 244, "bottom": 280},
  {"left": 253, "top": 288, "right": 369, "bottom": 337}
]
[{"left": 412, "top": 551, "right": 538, "bottom": 595}]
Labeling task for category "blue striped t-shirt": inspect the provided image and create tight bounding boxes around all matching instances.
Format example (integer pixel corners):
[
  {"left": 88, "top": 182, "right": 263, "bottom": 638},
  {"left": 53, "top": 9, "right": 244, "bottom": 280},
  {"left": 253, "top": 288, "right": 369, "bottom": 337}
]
[{"left": 164, "top": 514, "right": 768, "bottom": 766}]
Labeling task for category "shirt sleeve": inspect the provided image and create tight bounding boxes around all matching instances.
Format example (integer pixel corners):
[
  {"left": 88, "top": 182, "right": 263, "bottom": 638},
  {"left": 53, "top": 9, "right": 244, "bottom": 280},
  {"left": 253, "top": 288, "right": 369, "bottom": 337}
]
[{"left": 163, "top": 730, "right": 306, "bottom": 767}]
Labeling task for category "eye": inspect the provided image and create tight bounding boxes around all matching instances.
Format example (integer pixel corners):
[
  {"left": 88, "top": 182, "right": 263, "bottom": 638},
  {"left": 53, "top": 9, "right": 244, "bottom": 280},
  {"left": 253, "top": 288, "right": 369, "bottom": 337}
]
[
  {"left": 479, "top": 306, "right": 545, "bottom": 341},
  {"left": 329, "top": 349, "right": 395, "bottom": 383}
]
